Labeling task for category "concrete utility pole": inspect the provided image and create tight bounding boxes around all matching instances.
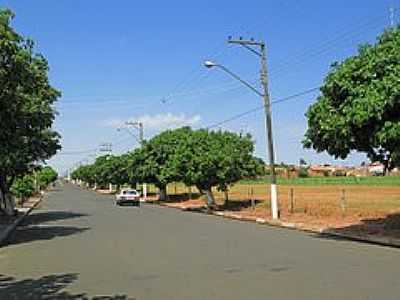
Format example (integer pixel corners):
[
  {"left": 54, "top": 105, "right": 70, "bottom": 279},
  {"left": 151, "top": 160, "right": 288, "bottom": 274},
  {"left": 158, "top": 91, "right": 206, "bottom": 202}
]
[
  {"left": 124, "top": 121, "right": 146, "bottom": 199},
  {"left": 125, "top": 121, "right": 144, "bottom": 145},
  {"left": 204, "top": 37, "right": 279, "bottom": 219}
]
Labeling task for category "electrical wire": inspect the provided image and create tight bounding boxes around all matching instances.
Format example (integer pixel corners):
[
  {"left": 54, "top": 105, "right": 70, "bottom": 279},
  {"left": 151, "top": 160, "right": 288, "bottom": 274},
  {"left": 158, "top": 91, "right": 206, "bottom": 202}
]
[{"left": 206, "top": 86, "right": 320, "bottom": 130}]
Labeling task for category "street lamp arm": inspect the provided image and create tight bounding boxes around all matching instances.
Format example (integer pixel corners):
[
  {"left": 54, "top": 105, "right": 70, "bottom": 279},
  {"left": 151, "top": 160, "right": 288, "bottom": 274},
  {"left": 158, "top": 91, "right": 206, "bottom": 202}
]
[{"left": 216, "top": 65, "right": 264, "bottom": 97}]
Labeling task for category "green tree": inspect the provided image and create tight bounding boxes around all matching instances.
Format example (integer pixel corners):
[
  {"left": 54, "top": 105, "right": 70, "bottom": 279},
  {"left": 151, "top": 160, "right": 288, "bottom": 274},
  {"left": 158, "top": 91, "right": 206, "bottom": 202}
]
[
  {"left": 304, "top": 27, "right": 400, "bottom": 174},
  {"left": 0, "top": 9, "right": 61, "bottom": 215},
  {"left": 11, "top": 175, "right": 35, "bottom": 203},
  {"left": 132, "top": 128, "right": 191, "bottom": 201},
  {"left": 71, "top": 165, "right": 96, "bottom": 187},
  {"left": 37, "top": 166, "right": 58, "bottom": 189},
  {"left": 173, "top": 129, "right": 264, "bottom": 207}
]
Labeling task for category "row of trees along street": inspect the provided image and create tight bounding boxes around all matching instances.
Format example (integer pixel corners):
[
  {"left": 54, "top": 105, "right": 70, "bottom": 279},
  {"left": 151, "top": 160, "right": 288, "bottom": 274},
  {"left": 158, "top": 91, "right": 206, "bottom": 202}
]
[
  {"left": 0, "top": 9, "right": 61, "bottom": 215},
  {"left": 71, "top": 127, "right": 265, "bottom": 207},
  {"left": 12, "top": 166, "right": 58, "bottom": 204}
]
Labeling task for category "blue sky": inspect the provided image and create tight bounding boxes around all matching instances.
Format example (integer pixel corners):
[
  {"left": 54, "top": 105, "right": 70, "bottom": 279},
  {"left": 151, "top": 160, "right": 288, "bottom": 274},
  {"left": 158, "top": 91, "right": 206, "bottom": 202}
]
[{"left": 2, "top": 0, "right": 397, "bottom": 174}]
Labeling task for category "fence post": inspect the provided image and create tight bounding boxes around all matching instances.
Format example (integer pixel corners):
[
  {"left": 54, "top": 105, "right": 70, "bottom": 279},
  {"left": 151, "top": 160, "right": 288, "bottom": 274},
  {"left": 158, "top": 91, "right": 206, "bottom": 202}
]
[
  {"left": 188, "top": 186, "right": 192, "bottom": 200},
  {"left": 251, "top": 187, "right": 255, "bottom": 210},
  {"left": 290, "top": 188, "right": 294, "bottom": 214},
  {"left": 340, "top": 189, "right": 346, "bottom": 218},
  {"left": 224, "top": 190, "right": 229, "bottom": 206}
]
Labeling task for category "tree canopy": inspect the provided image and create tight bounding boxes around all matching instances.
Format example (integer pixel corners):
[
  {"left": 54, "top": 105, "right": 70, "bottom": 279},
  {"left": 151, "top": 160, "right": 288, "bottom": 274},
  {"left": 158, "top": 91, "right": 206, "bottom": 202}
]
[
  {"left": 172, "top": 129, "right": 264, "bottom": 206},
  {"left": 71, "top": 127, "right": 264, "bottom": 206},
  {"left": 304, "top": 27, "right": 400, "bottom": 173},
  {"left": 11, "top": 166, "right": 58, "bottom": 202},
  {"left": 0, "top": 9, "right": 61, "bottom": 214},
  {"left": 131, "top": 127, "right": 193, "bottom": 200}
]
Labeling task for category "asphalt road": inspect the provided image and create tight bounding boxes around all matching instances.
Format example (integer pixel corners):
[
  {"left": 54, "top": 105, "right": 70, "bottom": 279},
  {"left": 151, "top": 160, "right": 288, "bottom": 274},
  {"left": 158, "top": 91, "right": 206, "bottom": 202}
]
[{"left": 1, "top": 183, "right": 400, "bottom": 299}]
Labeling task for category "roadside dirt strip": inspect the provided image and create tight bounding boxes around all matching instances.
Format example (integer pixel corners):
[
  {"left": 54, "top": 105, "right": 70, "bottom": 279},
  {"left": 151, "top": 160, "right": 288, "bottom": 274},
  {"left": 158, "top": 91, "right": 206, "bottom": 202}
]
[{"left": 158, "top": 202, "right": 400, "bottom": 249}]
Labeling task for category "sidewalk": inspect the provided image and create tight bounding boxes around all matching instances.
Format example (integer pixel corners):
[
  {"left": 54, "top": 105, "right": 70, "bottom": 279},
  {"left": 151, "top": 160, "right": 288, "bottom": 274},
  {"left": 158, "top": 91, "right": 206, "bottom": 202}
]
[{"left": 0, "top": 196, "right": 43, "bottom": 246}]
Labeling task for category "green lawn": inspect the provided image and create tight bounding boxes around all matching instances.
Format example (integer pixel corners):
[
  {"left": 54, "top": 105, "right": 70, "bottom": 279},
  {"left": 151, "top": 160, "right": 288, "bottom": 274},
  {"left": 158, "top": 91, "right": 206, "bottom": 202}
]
[{"left": 240, "top": 176, "right": 400, "bottom": 186}]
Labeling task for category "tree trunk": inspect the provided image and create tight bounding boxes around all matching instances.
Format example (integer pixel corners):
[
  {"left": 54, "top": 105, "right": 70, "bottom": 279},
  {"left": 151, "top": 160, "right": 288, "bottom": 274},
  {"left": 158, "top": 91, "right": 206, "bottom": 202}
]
[
  {"left": 0, "top": 176, "right": 16, "bottom": 216},
  {"left": 159, "top": 185, "right": 167, "bottom": 201},
  {"left": 4, "top": 193, "right": 16, "bottom": 216},
  {"left": 205, "top": 188, "right": 216, "bottom": 207},
  {"left": 224, "top": 190, "right": 229, "bottom": 207}
]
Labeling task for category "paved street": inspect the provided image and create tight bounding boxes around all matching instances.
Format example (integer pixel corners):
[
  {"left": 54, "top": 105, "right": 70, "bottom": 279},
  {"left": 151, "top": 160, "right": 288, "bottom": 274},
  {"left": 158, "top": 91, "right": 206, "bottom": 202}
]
[{"left": 1, "top": 183, "right": 400, "bottom": 299}]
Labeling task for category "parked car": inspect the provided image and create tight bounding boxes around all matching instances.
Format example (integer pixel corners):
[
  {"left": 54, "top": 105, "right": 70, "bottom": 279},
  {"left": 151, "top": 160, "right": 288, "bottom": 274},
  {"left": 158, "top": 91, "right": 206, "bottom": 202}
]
[{"left": 115, "top": 189, "right": 141, "bottom": 206}]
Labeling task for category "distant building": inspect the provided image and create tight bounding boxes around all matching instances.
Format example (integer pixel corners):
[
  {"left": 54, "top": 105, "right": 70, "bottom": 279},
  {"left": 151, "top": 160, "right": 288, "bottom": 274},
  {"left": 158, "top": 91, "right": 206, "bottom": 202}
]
[{"left": 308, "top": 165, "right": 347, "bottom": 177}]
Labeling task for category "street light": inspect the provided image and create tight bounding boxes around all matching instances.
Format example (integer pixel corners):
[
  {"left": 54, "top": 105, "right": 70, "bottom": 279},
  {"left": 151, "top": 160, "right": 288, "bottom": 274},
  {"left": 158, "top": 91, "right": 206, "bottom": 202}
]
[
  {"left": 117, "top": 121, "right": 146, "bottom": 199},
  {"left": 117, "top": 127, "right": 142, "bottom": 144},
  {"left": 204, "top": 60, "right": 217, "bottom": 68},
  {"left": 125, "top": 121, "right": 144, "bottom": 145},
  {"left": 204, "top": 61, "right": 264, "bottom": 97},
  {"left": 204, "top": 49, "right": 279, "bottom": 220}
]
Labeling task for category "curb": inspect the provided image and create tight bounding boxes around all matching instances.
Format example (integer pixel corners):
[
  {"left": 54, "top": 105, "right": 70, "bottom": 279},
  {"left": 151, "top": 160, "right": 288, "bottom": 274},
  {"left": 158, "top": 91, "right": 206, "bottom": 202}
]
[
  {"left": 157, "top": 203, "right": 400, "bottom": 249},
  {"left": 0, "top": 196, "right": 43, "bottom": 247},
  {"left": 320, "top": 229, "right": 400, "bottom": 248},
  {"left": 214, "top": 212, "right": 400, "bottom": 248}
]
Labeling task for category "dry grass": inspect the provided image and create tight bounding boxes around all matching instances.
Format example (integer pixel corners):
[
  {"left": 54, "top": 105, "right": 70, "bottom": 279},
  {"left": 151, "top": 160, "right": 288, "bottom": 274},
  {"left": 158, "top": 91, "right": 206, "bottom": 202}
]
[{"left": 163, "top": 182, "right": 400, "bottom": 230}]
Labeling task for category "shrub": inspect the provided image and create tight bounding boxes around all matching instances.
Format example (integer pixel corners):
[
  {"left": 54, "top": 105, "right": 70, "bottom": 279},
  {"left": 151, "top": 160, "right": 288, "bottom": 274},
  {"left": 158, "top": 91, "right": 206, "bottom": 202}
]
[
  {"left": 12, "top": 175, "right": 35, "bottom": 201},
  {"left": 298, "top": 167, "right": 309, "bottom": 178}
]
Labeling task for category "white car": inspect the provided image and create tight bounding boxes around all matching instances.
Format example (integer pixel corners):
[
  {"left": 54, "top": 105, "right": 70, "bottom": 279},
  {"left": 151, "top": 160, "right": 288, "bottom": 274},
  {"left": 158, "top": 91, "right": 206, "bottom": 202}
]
[{"left": 115, "top": 189, "right": 141, "bottom": 206}]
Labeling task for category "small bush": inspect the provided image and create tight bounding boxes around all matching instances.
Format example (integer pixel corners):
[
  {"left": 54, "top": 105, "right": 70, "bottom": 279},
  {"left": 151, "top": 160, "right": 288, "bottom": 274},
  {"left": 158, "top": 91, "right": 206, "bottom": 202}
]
[
  {"left": 12, "top": 175, "right": 35, "bottom": 201},
  {"left": 298, "top": 167, "right": 309, "bottom": 178},
  {"left": 334, "top": 170, "right": 346, "bottom": 177}
]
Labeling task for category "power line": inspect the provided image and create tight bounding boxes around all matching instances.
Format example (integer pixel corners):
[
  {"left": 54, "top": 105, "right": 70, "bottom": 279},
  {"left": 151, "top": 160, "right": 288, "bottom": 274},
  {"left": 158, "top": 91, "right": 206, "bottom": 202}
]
[
  {"left": 58, "top": 14, "right": 387, "bottom": 113},
  {"left": 206, "top": 86, "right": 320, "bottom": 130},
  {"left": 57, "top": 148, "right": 98, "bottom": 156}
]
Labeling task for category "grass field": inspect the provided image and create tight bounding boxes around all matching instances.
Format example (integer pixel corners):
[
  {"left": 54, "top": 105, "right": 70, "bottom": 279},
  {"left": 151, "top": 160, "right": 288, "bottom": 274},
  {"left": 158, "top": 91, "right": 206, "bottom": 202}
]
[
  {"left": 240, "top": 175, "right": 400, "bottom": 186},
  {"left": 158, "top": 178, "right": 400, "bottom": 230}
]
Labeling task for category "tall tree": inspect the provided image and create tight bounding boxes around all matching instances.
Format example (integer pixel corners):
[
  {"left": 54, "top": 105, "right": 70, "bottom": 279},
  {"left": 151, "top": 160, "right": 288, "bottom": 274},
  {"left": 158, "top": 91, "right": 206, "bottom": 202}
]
[
  {"left": 304, "top": 27, "right": 400, "bottom": 174},
  {"left": 132, "top": 128, "right": 191, "bottom": 201},
  {"left": 173, "top": 129, "right": 264, "bottom": 207},
  {"left": 0, "top": 9, "right": 61, "bottom": 215}
]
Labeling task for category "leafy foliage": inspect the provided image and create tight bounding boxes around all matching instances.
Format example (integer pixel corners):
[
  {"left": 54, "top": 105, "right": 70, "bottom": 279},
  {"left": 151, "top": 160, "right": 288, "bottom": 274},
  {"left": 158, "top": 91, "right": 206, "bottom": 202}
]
[
  {"left": 304, "top": 27, "right": 400, "bottom": 173},
  {"left": 37, "top": 166, "right": 58, "bottom": 189},
  {"left": 297, "top": 167, "right": 309, "bottom": 178},
  {"left": 0, "top": 9, "right": 61, "bottom": 214},
  {"left": 11, "top": 166, "right": 58, "bottom": 201},
  {"left": 71, "top": 127, "right": 263, "bottom": 205},
  {"left": 11, "top": 176, "right": 35, "bottom": 201}
]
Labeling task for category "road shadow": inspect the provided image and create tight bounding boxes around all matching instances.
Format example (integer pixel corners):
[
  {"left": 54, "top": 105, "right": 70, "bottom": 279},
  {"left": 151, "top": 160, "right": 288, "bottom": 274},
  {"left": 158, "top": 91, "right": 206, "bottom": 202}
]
[
  {"left": 316, "top": 213, "right": 400, "bottom": 245},
  {"left": 166, "top": 193, "right": 203, "bottom": 202},
  {"left": 22, "top": 211, "right": 89, "bottom": 226},
  {"left": 4, "top": 225, "right": 90, "bottom": 247},
  {"left": 0, "top": 273, "right": 135, "bottom": 299},
  {"left": 220, "top": 199, "right": 262, "bottom": 211}
]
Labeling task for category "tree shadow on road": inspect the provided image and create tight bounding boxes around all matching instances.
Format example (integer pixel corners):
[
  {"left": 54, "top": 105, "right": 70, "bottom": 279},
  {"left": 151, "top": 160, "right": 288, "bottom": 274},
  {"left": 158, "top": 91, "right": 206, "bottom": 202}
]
[
  {"left": 22, "top": 211, "right": 89, "bottom": 226},
  {"left": 0, "top": 273, "right": 135, "bottom": 299},
  {"left": 4, "top": 225, "right": 90, "bottom": 247}
]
